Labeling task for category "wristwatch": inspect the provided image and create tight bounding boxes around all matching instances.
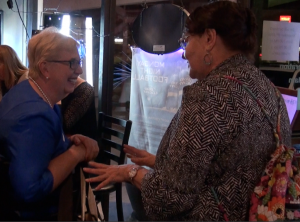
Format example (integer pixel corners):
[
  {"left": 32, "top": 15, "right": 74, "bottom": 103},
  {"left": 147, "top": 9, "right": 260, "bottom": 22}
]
[{"left": 128, "top": 166, "right": 141, "bottom": 182}]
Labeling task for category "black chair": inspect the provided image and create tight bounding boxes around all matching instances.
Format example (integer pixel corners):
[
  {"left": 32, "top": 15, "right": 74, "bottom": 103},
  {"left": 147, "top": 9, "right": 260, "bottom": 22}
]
[
  {"left": 92, "top": 112, "right": 132, "bottom": 221},
  {"left": 0, "top": 159, "right": 19, "bottom": 220}
]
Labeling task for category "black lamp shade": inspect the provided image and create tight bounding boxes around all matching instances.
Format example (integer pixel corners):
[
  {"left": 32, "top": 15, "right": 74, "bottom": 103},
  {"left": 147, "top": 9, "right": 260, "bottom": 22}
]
[{"left": 132, "top": 4, "right": 189, "bottom": 55}]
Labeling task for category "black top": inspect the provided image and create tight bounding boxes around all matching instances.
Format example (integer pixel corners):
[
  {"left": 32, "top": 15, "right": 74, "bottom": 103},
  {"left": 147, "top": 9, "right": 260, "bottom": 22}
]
[{"left": 61, "top": 82, "right": 98, "bottom": 140}]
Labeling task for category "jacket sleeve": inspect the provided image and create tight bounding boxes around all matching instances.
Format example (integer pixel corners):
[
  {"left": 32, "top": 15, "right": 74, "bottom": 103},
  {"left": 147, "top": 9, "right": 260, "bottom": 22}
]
[{"left": 7, "top": 109, "right": 67, "bottom": 203}]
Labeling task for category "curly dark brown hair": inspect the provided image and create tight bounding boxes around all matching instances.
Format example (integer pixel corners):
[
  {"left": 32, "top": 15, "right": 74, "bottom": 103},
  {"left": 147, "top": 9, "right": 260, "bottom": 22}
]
[{"left": 186, "top": 1, "right": 257, "bottom": 62}]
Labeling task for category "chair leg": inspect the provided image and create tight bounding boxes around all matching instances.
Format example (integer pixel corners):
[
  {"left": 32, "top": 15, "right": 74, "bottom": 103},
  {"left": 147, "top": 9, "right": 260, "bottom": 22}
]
[
  {"left": 116, "top": 183, "right": 124, "bottom": 221},
  {"left": 100, "top": 193, "right": 110, "bottom": 221}
]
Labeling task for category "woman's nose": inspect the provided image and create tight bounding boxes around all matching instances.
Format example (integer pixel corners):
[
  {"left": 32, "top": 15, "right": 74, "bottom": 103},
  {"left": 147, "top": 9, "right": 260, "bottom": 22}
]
[{"left": 75, "top": 65, "right": 83, "bottom": 75}]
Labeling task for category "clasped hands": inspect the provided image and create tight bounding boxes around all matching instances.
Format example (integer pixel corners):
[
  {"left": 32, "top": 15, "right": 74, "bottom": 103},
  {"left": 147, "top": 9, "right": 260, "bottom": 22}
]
[{"left": 69, "top": 134, "right": 99, "bottom": 163}]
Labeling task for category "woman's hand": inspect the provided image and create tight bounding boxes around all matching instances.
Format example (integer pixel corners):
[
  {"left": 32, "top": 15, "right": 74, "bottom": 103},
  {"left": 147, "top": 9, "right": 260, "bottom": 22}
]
[
  {"left": 124, "top": 144, "right": 156, "bottom": 168},
  {"left": 83, "top": 162, "right": 133, "bottom": 190},
  {"left": 69, "top": 134, "right": 99, "bottom": 162}
]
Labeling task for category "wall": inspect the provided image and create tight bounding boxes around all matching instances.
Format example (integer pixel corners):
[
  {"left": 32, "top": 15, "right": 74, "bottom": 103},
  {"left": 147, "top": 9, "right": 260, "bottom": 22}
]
[
  {"left": 268, "top": 0, "right": 298, "bottom": 7},
  {"left": 0, "top": 0, "right": 28, "bottom": 63}
]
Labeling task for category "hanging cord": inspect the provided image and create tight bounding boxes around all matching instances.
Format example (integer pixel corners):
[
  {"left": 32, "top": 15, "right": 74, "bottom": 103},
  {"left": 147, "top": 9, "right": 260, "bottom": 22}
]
[
  {"left": 180, "top": 0, "right": 184, "bottom": 7},
  {"left": 44, "top": 0, "right": 62, "bottom": 12},
  {"left": 141, "top": 0, "right": 148, "bottom": 9},
  {"left": 222, "top": 75, "right": 282, "bottom": 145},
  {"left": 14, "top": 0, "right": 29, "bottom": 40}
]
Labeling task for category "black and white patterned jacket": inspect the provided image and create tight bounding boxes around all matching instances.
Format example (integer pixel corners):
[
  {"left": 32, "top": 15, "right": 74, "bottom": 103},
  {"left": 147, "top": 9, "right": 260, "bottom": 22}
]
[{"left": 140, "top": 54, "right": 291, "bottom": 221}]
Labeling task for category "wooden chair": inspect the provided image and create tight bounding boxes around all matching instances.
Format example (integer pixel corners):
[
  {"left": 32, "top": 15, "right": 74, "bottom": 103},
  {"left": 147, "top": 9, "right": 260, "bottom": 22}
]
[{"left": 92, "top": 112, "right": 132, "bottom": 221}]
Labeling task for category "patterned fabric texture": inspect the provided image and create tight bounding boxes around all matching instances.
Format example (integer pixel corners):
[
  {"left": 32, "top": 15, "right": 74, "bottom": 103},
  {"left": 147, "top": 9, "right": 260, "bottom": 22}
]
[
  {"left": 61, "top": 81, "right": 98, "bottom": 140},
  {"left": 140, "top": 54, "right": 291, "bottom": 221},
  {"left": 249, "top": 145, "right": 300, "bottom": 221}
]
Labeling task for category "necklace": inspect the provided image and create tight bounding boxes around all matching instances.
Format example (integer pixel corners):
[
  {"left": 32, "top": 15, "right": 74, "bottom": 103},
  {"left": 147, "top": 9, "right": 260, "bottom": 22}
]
[{"left": 29, "top": 77, "right": 52, "bottom": 107}]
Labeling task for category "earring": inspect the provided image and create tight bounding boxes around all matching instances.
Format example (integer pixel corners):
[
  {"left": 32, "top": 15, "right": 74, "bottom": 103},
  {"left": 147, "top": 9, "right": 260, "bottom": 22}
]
[
  {"left": 46, "top": 76, "right": 49, "bottom": 80},
  {"left": 203, "top": 52, "right": 213, "bottom": 66}
]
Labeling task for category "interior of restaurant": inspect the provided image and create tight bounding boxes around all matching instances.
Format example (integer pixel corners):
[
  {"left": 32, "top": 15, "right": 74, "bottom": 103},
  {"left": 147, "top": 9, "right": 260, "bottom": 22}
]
[{"left": 1, "top": 0, "right": 300, "bottom": 221}]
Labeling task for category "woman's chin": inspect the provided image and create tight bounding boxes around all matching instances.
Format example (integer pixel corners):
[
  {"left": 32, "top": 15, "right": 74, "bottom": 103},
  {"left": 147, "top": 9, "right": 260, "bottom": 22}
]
[
  {"left": 189, "top": 69, "right": 199, "bottom": 79},
  {"left": 64, "top": 86, "right": 75, "bottom": 96}
]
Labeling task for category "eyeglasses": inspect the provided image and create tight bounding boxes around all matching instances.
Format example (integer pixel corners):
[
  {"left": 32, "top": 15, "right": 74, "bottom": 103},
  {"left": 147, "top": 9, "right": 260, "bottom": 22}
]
[
  {"left": 48, "top": 59, "right": 82, "bottom": 70},
  {"left": 178, "top": 34, "right": 190, "bottom": 50}
]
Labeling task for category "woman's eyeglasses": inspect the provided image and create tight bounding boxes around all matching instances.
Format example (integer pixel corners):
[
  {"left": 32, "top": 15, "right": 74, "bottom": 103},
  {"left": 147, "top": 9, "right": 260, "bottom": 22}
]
[
  {"left": 178, "top": 34, "right": 190, "bottom": 60},
  {"left": 47, "top": 59, "right": 82, "bottom": 70},
  {"left": 178, "top": 35, "right": 190, "bottom": 50}
]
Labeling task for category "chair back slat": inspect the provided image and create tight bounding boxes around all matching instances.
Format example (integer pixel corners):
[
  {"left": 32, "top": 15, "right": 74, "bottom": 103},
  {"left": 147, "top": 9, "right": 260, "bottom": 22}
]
[
  {"left": 103, "top": 115, "right": 127, "bottom": 128},
  {"left": 97, "top": 112, "right": 132, "bottom": 165},
  {"left": 101, "top": 127, "right": 124, "bottom": 140},
  {"left": 103, "top": 150, "right": 120, "bottom": 163},
  {"left": 102, "top": 139, "right": 123, "bottom": 152}
]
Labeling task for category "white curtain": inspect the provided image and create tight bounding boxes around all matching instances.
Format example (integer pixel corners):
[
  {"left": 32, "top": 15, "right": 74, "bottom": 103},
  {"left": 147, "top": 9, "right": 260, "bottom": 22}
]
[{"left": 128, "top": 48, "right": 195, "bottom": 157}]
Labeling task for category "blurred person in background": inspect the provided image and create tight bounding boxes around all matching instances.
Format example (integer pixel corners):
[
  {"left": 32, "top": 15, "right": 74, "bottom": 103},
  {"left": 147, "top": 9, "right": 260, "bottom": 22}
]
[
  {"left": 0, "top": 45, "right": 28, "bottom": 102},
  {"left": 61, "top": 76, "right": 98, "bottom": 140}
]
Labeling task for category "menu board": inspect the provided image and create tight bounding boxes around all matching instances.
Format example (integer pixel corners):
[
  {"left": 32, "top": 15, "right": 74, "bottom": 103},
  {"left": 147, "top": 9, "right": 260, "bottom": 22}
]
[
  {"left": 261, "top": 21, "right": 300, "bottom": 62},
  {"left": 128, "top": 48, "right": 195, "bottom": 156}
]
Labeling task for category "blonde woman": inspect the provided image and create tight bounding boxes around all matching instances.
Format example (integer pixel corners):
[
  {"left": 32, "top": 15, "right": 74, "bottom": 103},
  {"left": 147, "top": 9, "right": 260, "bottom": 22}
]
[
  {"left": 0, "top": 27, "right": 99, "bottom": 220},
  {"left": 0, "top": 45, "right": 28, "bottom": 102}
]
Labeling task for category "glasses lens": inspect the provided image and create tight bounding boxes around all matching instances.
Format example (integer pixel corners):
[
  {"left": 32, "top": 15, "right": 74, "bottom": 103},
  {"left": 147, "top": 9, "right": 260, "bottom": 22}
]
[
  {"left": 70, "top": 59, "right": 82, "bottom": 69},
  {"left": 180, "top": 41, "right": 187, "bottom": 50},
  {"left": 179, "top": 35, "right": 189, "bottom": 50}
]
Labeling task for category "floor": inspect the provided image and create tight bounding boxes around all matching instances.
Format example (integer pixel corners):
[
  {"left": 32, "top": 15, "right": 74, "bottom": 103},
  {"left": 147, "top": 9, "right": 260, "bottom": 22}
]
[{"left": 107, "top": 183, "right": 133, "bottom": 221}]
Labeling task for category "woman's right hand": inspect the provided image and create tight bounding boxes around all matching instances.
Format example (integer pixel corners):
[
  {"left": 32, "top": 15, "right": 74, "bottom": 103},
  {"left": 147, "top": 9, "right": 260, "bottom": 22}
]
[
  {"left": 69, "top": 134, "right": 99, "bottom": 162},
  {"left": 124, "top": 144, "right": 156, "bottom": 168}
]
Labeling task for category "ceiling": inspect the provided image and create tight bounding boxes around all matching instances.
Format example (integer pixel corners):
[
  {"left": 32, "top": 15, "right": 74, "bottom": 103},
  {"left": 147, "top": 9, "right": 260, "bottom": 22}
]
[{"left": 43, "top": 0, "right": 166, "bottom": 13}]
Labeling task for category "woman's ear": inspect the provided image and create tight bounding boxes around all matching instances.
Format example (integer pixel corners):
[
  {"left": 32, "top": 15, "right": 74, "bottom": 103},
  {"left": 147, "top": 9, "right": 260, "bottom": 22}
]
[
  {"left": 204, "top": 29, "right": 217, "bottom": 51},
  {"left": 38, "top": 61, "right": 49, "bottom": 78}
]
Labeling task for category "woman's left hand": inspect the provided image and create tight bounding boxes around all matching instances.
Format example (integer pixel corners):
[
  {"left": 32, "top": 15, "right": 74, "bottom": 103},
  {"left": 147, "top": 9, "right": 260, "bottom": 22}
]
[{"left": 83, "top": 162, "right": 133, "bottom": 190}]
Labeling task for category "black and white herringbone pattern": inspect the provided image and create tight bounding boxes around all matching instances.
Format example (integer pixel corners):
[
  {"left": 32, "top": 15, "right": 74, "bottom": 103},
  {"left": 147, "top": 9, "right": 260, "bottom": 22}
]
[{"left": 140, "top": 54, "right": 291, "bottom": 221}]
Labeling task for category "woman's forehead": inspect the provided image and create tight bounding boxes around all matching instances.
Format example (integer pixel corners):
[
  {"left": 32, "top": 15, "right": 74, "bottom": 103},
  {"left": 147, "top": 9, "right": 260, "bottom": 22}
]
[{"left": 55, "top": 48, "right": 80, "bottom": 58}]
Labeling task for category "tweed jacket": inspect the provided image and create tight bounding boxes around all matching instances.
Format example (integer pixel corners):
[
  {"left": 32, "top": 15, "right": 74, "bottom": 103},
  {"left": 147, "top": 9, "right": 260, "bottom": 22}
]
[{"left": 140, "top": 54, "right": 291, "bottom": 221}]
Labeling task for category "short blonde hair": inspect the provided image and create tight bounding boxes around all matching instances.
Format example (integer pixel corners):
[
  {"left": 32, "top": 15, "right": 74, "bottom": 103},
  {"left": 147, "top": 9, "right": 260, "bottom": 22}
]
[
  {"left": 28, "top": 26, "right": 79, "bottom": 79},
  {"left": 0, "top": 45, "right": 28, "bottom": 89}
]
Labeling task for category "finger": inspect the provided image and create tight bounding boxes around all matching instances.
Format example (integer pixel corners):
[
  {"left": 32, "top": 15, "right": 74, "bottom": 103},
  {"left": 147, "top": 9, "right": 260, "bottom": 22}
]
[
  {"left": 83, "top": 169, "right": 108, "bottom": 179},
  {"left": 87, "top": 161, "right": 107, "bottom": 168},
  {"left": 126, "top": 154, "right": 133, "bottom": 159},
  {"left": 93, "top": 179, "right": 112, "bottom": 191},
  {"left": 124, "top": 147, "right": 134, "bottom": 155},
  {"left": 74, "top": 134, "right": 86, "bottom": 139},
  {"left": 86, "top": 175, "right": 106, "bottom": 183},
  {"left": 69, "top": 135, "right": 81, "bottom": 145},
  {"left": 124, "top": 148, "right": 141, "bottom": 158},
  {"left": 124, "top": 145, "right": 139, "bottom": 153}
]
